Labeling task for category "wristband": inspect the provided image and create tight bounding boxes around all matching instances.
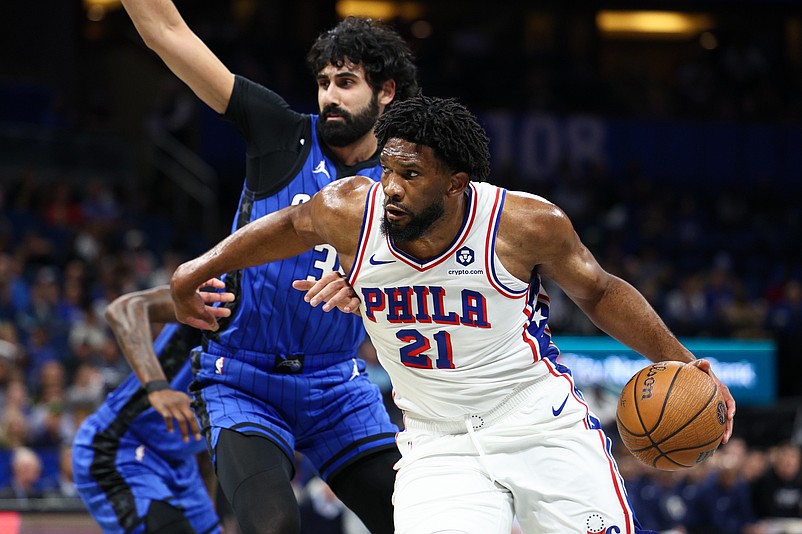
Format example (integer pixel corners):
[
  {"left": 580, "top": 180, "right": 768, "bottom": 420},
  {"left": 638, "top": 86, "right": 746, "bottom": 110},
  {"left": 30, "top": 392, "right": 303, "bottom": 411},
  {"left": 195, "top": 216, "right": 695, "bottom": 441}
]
[{"left": 144, "top": 379, "right": 170, "bottom": 393}]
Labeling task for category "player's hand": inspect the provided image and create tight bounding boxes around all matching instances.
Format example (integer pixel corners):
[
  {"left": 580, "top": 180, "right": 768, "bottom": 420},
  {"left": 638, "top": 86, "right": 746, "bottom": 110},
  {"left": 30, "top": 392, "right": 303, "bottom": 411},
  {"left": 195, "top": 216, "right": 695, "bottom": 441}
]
[
  {"left": 172, "top": 275, "right": 234, "bottom": 331},
  {"left": 147, "top": 389, "right": 202, "bottom": 442},
  {"left": 689, "top": 359, "right": 735, "bottom": 444},
  {"left": 198, "top": 277, "right": 235, "bottom": 306},
  {"left": 292, "top": 271, "right": 361, "bottom": 315}
]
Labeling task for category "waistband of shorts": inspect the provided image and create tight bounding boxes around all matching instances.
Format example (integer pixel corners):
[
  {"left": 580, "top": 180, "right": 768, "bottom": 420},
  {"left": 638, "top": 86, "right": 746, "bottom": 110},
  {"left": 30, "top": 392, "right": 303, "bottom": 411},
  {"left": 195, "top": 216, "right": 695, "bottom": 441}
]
[
  {"left": 203, "top": 340, "right": 358, "bottom": 372},
  {"left": 403, "top": 375, "right": 549, "bottom": 433}
]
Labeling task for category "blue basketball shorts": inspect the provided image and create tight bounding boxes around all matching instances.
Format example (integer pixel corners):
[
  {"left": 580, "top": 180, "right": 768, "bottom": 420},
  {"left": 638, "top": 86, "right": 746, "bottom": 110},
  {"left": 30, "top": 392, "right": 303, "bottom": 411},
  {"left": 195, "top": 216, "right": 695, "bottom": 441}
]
[
  {"left": 72, "top": 420, "right": 220, "bottom": 534},
  {"left": 191, "top": 342, "right": 399, "bottom": 481}
]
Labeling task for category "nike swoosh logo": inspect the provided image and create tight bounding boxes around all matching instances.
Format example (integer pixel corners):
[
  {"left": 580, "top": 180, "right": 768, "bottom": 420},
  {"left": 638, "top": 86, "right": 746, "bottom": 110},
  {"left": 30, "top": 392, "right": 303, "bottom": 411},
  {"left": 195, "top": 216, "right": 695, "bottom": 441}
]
[
  {"left": 552, "top": 394, "right": 569, "bottom": 416},
  {"left": 369, "top": 254, "right": 395, "bottom": 265}
]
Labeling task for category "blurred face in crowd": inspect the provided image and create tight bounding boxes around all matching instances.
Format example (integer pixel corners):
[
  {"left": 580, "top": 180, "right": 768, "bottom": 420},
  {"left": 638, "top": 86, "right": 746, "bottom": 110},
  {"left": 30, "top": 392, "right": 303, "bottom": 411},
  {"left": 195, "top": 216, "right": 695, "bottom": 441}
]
[
  {"left": 775, "top": 444, "right": 801, "bottom": 480},
  {"left": 13, "top": 450, "right": 42, "bottom": 489}
]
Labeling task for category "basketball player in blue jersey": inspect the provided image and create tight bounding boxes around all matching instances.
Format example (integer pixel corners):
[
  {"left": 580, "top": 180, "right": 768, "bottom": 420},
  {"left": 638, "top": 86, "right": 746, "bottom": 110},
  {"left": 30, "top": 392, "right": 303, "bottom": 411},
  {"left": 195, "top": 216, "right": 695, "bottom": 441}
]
[
  {"left": 119, "top": 2, "right": 418, "bottom": 532},
  {"left": 73, "top": 281, "right": 233, "bottom": 534},
  {"left": 171, "top": 95, "right": 738, "bottom": 534}
]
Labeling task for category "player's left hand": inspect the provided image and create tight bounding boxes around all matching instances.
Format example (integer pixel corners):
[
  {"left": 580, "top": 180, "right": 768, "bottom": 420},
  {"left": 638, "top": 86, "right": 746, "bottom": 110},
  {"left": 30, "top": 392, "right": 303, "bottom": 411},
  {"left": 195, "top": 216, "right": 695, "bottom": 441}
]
[
  {"left": 148, "top": 388, "right": 202, "bottom": 442},
  {"left": 689, "top": 359, "right": 736, "bottom": 444},
  {"left": 172, "top": 275, "right": 234, "bottom": 330},
  {"left": 292, "top": 271, "right": 361, "bottom": 315},
  {"left": 198, "top": 277, "right": 235, "bottom": 308}
]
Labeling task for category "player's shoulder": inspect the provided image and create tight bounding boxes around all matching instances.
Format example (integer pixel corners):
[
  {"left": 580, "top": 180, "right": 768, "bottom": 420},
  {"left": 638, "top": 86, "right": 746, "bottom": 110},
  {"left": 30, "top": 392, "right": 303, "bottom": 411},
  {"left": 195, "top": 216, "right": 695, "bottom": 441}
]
[
  {"left": 229, "top": 75, "right": 306, "bottom": 124},
  {"left": 497, "top": 189, "right": 577, "bottom": 255},
  {"left": 308, "top": 176, "right": 376, "bottom": 230},
  {"left": 319, "top": 175, "right": 376, "bottom": 201},
  {"left": 502, "top": 190, "right": 569, "bottom": 228}
]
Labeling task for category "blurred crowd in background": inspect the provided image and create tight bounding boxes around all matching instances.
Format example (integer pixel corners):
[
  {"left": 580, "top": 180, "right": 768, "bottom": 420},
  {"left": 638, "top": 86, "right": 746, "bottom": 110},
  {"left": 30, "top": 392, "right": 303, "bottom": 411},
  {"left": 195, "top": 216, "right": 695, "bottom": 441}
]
[{"left": 1, "top": 1, "right": 801, "bottom": 532}]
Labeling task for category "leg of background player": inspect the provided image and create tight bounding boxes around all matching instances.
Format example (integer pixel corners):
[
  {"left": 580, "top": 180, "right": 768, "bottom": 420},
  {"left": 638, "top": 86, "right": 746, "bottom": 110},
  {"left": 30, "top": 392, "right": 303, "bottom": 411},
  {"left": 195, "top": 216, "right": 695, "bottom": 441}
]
[
  {"left": 329, "top": 447, "right": 400, "bottom": 534},
  {"left": 145, "top": 500, "right": 197, "bottom": 534},
  {"left": 215, "top": 429, "right": 300, "bottom": 534}
]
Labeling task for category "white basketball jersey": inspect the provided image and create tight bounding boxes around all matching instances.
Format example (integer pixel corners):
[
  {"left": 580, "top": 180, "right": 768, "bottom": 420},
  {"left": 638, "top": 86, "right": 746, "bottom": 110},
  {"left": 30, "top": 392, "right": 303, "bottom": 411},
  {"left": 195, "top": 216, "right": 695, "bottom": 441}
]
[{"left": 348, "top": 182, "right": 561, "bottom": 420}]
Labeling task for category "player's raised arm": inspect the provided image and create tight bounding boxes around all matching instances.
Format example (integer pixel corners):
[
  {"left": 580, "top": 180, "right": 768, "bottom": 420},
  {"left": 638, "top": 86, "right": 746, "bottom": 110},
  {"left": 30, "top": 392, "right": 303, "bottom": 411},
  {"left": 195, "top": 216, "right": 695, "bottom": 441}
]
[
  {"left": 120, "top": 0, "right": 235, "bottom": 113},
  {"left": 171, "top": 176, "right": 372, "bottom": 330}
]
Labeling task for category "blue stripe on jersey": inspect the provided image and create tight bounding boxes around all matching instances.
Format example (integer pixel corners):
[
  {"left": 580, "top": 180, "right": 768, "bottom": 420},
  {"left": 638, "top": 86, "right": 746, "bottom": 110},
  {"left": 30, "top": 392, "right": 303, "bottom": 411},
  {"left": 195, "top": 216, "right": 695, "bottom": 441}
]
[{"left": 212, "top": 116, "right": 383, "bottom": 357}]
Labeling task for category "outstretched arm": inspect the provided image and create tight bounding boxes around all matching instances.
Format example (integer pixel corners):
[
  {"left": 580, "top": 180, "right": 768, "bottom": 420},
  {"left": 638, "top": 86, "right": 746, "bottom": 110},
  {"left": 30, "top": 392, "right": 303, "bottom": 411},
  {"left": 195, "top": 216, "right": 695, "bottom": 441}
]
[
  {"left": 172, "top": 176, "right": 372, "bottom": 330},
  {"left": 500, "top": 192, "right": 736, "bottom": 442},
  {"left": 120, "top": 0, "right": 235, "bottom": 113},
  {"left": 105, "top": 280, "right": 233, "bottom": 440}
]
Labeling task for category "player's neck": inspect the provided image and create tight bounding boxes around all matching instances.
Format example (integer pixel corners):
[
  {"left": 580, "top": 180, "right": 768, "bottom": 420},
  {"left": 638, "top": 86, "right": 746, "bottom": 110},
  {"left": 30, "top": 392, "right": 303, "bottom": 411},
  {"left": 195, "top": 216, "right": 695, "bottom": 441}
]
[{"left": 326, "top": 132, "right": 379, "bottom": 167}]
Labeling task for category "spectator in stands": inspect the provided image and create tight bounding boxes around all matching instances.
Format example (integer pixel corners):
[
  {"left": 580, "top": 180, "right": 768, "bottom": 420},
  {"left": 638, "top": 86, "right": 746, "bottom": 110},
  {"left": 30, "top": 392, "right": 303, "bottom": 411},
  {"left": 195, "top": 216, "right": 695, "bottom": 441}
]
[
  {"left": 663, "top": 274, "right": 710, "bottom": 336},
  {"left": 720, "top": 280, "right": 768, "bottom": 339},
  {"left": 64, "top": 362, "right": 104, "bottom": 414},
  {"left": 43, "top": 445, "right": 78, "bottom": 499},
  {"left": 0, "top": 254, "right": 29, "bottom": 321},
  {"left": 0, "top": 338, "right": 19, "bottom": 405},
  {"left": 741, "top": 447, "right": 769, "bottom": 486},
  {"left": 684, "top": 452, "right": 759, "bottom": 534},
  {"left": 0, "top": 379, "right": 32, "bottom": 448},
  {"left": 29, "top": 363, "right": 75, "bottom": 449},
  {"left": 0, "top": 446, "right": 44, "bottom": 500},
  {"left": 95, "top": 336, "right": 128, "bottom": 392},
  {"left": 626, "top": 468, "right": 688, "bottom": 533},
  {"left": 0, "top": 407, "right": 30, "bottom": 449},
  {"left": 751, "top": 442, "right": 802, "bottom": 520},
  {"left": 22, "top": 323, "right": 61, "bottom": 386},
  {"left": 766, "top": 280, "right": 802, "bottom": 397}
]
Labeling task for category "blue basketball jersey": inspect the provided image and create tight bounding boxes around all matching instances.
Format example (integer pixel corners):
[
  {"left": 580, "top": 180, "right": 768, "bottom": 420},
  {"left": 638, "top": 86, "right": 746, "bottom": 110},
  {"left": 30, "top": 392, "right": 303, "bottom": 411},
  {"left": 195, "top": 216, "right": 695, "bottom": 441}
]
[
  {"left": 208, "top": 113, "right": 382, "bottom": 358},
  {"left": 73, "top": 323, "right": 218, "bottom": 534},
  {"left": 190, "top": 77, "right": 398, "bottom": 478},
  {"left": 75, "top": 323, "right": 206, "bottom": 461}
]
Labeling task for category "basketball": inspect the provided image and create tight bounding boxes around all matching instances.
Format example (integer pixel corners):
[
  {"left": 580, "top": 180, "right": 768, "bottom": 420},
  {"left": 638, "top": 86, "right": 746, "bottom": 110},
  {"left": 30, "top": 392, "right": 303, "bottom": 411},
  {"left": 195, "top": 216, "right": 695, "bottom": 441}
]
[{"left": 616, "top": 360, "right": 727, "bottom": 471}]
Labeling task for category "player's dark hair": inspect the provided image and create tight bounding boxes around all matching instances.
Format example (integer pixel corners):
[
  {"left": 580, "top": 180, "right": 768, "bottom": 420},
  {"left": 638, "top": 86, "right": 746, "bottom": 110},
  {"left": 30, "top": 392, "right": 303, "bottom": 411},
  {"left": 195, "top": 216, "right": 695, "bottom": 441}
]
[
  {"left": 375, "top": 95, "right": 491, "bottom": 182},
  {"left": 307, "top": 17, "right": 419, "bottom": 102}
]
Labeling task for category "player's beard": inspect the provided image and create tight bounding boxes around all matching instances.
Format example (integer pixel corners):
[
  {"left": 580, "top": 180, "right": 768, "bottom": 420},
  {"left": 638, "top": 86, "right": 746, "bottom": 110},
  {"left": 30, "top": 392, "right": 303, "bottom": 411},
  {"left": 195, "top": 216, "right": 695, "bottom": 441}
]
[
  {"left": 317, "top": 93, "right": 379, "bottom": 147},
  {"left": 381, "top": 198, "right": 445, "bottom": 244}
]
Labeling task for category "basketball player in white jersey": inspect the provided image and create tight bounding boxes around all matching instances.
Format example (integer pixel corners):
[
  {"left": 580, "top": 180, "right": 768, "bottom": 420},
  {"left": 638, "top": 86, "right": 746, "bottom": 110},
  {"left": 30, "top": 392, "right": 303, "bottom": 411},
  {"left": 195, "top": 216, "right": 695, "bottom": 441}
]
[{"left": 171, "top": 95, "right": 736, "bottom": 534}]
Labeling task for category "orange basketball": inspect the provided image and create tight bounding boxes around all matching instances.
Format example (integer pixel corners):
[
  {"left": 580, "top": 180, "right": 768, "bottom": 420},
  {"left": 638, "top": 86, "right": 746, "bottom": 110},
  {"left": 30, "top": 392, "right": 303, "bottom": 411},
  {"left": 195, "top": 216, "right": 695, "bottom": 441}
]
[{"left": 616, "top": 360, "right": 727, "bottom": 471}]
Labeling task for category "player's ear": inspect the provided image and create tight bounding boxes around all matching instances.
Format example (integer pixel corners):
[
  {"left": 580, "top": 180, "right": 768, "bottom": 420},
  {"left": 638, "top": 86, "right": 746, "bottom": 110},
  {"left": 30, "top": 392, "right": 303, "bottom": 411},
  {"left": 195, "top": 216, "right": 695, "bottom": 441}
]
[
  {"left": 446, "top": 171, "right": 470, "bottom": 198},
  {"left": 377, "top": 80, "right": 396, "bottom": 107}
]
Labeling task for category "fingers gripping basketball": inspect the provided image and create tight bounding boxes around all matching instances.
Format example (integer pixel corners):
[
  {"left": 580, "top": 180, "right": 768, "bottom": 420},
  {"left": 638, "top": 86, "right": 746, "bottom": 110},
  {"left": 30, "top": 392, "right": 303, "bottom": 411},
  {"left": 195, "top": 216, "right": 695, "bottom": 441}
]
[{"left": 616, "top": 361, "right": 727, "bottom": 471}]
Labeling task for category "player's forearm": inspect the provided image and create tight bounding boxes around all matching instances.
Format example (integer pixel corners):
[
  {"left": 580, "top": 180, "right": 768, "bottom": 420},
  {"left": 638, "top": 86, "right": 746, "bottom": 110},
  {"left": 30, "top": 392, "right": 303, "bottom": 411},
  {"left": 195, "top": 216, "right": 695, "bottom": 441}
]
[
  {"left": 121, "top": 0, "right": 180, "bottom": 48},
  {"left": 121, "top": 0, "right": 185, "bottom": 49},
  {"left": 578, "top": 276, "right": 695, "bottom": 364},
  {"left": 172, "top": 207, "right": 313, "bottom": 299},
  {"left": 105, "top": 290, "right": 170, "bottom": 384},
  {"left": 121, "top": 0, "right": 234, "bottom": 113}
]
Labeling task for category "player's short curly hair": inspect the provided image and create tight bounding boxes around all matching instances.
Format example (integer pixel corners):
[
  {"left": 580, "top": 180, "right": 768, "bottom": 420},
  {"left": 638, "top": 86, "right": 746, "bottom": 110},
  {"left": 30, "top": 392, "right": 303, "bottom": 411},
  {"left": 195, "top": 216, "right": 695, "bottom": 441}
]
[
  {"left": 306, "top": 17, "right": 419, "bottom": 102},
  {"left": 375, "top": 95, "right": 491, "bottom": 182}
]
